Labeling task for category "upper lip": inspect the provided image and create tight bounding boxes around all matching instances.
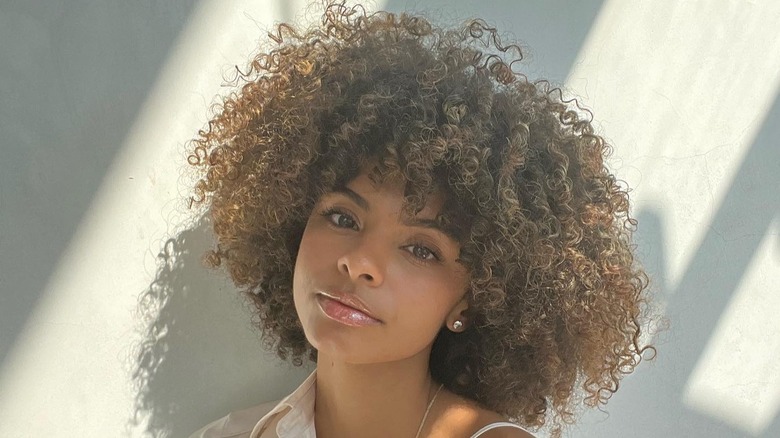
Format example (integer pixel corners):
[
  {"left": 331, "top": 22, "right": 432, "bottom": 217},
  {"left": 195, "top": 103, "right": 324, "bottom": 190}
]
[{"left": 318, "top": 289, "right": 382, "bottom": 322}]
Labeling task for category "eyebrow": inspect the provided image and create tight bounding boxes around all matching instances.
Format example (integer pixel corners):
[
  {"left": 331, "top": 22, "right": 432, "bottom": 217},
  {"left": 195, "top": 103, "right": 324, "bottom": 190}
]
[
  {"left": 333, "top": 186, "right": 370, "bottom": 211},
  {"left": 401, "top": 217, "right": 460, "bottom": 243}
]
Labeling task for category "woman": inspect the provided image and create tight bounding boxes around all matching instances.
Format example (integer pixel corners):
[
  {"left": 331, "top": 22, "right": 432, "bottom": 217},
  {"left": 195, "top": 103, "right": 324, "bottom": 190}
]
[{"left": 187, "top": 2, "right": 652, "bottom": 437}]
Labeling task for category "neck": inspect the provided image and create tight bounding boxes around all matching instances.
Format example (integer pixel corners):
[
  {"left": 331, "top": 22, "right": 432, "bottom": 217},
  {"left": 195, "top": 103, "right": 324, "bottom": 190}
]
[{"left": 314, "top": 349, "right": 436, "bottom": 438}]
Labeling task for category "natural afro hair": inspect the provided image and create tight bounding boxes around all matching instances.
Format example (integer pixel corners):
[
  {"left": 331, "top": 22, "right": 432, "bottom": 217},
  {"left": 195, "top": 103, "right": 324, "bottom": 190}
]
[{"left": 188, "top": 1, "right": 654, "bottom": 435}]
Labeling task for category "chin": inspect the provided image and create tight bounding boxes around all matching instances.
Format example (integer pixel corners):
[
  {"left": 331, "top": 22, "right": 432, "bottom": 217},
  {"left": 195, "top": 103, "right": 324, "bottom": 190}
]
[
  {"left": 303, "top": 319, "right": 376, "bottom": 363},
  {"left": 310, "top": 328, "right": 433, "bottom": 366}
]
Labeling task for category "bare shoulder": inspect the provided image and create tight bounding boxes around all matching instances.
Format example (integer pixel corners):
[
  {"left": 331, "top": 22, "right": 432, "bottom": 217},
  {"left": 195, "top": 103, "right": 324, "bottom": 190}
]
[{"left": 430, "top": 389, "right": 535, "bottom": 438}]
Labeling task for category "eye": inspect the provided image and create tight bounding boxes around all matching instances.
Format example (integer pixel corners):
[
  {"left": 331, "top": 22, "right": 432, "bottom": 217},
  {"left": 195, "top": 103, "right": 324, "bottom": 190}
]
[
  {"left": 404, "top": 242, "right": 441, "bottom": 263},
  {"left": 319, "top": 207, "right": 358, "bottom": 230}
]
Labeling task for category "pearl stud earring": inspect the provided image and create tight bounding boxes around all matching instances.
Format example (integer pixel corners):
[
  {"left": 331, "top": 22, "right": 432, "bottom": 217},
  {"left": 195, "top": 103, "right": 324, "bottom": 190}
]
[{"left": 452, "top": 320, "right": 463, "bottom": 330}]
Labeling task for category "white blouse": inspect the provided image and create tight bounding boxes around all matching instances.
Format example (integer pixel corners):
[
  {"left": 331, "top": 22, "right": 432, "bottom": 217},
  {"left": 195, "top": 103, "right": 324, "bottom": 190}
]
[{"left": 189, "top": 371, "right": 535, "bottom": 438}]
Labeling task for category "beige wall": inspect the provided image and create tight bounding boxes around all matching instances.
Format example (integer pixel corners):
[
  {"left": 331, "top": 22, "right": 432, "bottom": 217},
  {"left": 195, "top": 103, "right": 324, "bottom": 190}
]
[{"left": 1, "top": 1, "right": 778, "bottom": 436}]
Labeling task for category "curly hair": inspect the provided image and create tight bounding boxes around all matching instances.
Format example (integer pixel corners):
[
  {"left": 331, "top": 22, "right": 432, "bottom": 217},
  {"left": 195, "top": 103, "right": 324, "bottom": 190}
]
[{"left": 188, "top": 1, "right": 653, "bottom": 434}]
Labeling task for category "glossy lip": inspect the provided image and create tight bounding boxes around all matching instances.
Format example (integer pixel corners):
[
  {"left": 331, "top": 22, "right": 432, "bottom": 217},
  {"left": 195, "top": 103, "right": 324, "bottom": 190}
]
[{"left": 316, "top": 290, "right": 383, "bottom": 323}]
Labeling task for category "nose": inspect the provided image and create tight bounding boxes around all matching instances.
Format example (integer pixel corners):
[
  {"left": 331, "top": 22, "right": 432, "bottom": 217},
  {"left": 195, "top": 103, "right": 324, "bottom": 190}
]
[{"left": 337, "top": 239, "right": 385, "bottom": 286}]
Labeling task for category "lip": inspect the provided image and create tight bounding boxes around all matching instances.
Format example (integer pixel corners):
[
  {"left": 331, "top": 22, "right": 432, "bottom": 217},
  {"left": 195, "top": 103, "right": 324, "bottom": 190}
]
[{"left": 316, "top": 291, "right": 382, "bottom": 326}]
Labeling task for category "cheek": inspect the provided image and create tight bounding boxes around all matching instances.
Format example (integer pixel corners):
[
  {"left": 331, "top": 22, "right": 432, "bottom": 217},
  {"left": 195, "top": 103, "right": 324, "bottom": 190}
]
[
  {"left": 292, "top": 226, "right": 331, "bottom": 351},
  {"left": 388, "top": 272, "right": 462, "bottom": 331},
  {"left": 292, "top": 225, "right": 319, "bottom": 309},
  {"left": 294, "top": 217, "right": 326, "bottom": 270},
  {"left": 377, "top": 274, "right": 465, "bottom": 362}
]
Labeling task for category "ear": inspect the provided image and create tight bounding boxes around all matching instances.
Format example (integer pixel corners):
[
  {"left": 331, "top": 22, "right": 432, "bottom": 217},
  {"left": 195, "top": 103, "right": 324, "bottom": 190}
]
[{"left": 445, "top": 297, "right": 470, "bottom": 333}]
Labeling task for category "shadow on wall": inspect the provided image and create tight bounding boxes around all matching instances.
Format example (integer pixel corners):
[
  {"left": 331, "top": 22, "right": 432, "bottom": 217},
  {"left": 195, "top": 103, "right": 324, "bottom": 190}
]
[
  {"left": 0, "top": 0, "right": 198, "bottom": 366},
  {"left": 577, "top": 90, "right": 780, "bottom": 438},
  {"left": 129, "top": 217, "right": 311, "bottom": 438}
]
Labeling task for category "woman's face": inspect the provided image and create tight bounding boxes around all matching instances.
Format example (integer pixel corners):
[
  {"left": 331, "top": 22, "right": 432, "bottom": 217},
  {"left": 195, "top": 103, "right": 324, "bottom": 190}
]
[{"left": 293, "top": 165, "right": 470, "bottom": 364}]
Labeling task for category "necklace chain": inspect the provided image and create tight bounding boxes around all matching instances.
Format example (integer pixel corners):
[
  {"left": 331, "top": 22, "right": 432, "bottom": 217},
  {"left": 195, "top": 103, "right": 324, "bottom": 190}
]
[{"left": 414, "top": 382, "right": 444, "bottom": 438}]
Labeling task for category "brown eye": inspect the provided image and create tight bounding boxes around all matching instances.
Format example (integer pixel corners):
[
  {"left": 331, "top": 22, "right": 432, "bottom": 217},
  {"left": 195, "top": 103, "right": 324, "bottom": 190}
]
[
  {"left": 404, "top": 243, "right": 441, "bottom": 263},
  {"left": 333, "top": 213, "right": 356, "bottom": 229},
  {"left": 320, "top": 207, "right": 358, "bottom": 230}
]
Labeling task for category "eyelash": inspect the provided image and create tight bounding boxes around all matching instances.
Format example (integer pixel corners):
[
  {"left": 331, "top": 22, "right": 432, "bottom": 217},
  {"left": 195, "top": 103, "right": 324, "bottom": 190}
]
[{"left": 318, "top": 206, "right": 443, "bottom": 264}]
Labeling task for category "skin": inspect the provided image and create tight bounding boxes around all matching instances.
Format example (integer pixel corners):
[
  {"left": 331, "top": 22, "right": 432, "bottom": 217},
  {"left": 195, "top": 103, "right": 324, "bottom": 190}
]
[{"left": 292, "top": 162, "right": 533, "bottom": 438}]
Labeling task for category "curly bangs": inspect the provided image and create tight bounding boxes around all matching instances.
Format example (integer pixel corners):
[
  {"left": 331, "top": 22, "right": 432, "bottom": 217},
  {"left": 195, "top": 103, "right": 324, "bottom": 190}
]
[{"left": 188, "top": 1, "right": 652, "bottom": 433}]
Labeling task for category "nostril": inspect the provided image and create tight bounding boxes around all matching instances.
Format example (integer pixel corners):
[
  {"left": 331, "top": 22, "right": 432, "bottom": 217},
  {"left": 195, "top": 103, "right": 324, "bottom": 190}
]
[{"left": 338, "top": 253, "right": 381, "bottom": 284}]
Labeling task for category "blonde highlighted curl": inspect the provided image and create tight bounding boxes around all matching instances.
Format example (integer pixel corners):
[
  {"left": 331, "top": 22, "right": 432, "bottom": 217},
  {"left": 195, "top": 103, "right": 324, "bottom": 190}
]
[{"left": 188, "top": 1, "right": 653, "bottom": 434}]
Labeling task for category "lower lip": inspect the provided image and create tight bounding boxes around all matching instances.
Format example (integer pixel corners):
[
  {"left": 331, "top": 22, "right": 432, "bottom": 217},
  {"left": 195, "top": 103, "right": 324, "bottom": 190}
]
[{"left": 316, "top": 295, "right": 381, "bottom": 327}]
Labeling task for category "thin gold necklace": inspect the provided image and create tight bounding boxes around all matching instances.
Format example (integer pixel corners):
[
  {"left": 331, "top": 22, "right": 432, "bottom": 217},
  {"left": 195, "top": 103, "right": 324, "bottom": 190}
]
[{"left": 414, "top": 382, "right": 444, "bottom": 438}]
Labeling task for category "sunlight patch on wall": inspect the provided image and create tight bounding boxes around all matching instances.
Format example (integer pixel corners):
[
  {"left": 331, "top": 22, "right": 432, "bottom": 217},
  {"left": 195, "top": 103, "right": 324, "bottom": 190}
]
[
  {"left": 565, "top": 0, "right": 780, "bottom": 298},
  {"left": 682, "top": 218, "right": 780, "bottom": 435},
  {"left": 563, "top": 0, "right": 780, "bottom": 432}
]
